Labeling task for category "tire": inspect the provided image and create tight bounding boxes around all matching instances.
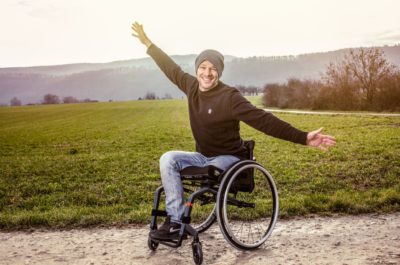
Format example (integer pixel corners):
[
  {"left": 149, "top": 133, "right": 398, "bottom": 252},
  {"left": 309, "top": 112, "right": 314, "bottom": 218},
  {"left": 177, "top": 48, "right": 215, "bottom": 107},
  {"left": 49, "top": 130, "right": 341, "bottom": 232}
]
[
  {"left": 192, "top": 205, "right": 216, "bottom": 233},
  {"left": 192, "top": 242, "right": 203, "bottom": 265},
  {"left": 216, "top": 161, "right": 279, "bottom": 250},
  {"left": 147, "top": 236, "right": 159, "bottom": 251}
]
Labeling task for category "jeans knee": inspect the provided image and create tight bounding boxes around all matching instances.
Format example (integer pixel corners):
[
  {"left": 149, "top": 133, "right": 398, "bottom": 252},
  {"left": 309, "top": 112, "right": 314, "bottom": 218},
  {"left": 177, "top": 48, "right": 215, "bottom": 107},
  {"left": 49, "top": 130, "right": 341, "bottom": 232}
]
[{"left": 159, "top": 151, "right": 178, "bottom": 172}]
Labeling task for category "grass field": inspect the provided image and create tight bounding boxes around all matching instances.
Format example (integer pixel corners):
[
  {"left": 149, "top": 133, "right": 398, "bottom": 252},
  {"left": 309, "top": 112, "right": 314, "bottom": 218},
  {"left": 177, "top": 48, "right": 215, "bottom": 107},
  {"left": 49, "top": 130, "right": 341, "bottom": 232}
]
[{"left": 0, "top": 99, "right": 399, "bottom": 229}]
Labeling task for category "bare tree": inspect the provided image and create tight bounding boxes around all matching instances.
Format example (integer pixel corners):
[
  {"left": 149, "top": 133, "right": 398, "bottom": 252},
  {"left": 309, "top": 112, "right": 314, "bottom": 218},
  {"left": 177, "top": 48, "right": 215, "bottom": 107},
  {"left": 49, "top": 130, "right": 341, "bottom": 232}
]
[
  {"left": 247, "top": 86, "right": 259, "bottom": 96},
  {"left": 163, "top": 93, "right": 173, "bottom": 99},
  {"left": 379, "top": 71, "right": 400, "bottom": 111},
  {"left": 263, "top": 83, "right": 282, "bottom": 107},
  {"left": 82, "top": 98, "right": 98, "bottom": 103},
  {"left": 145, "top": 92, "right": 156, "bottom": 100},
  {"left": 10, "top": 97, "right": 22, "bottom": 106},
  {"left": 43, "top": 94, "right": 60, "bottom": 104},
  {"left": 348, "top": 48, "right": 395, "bottom": 107},
  {"left": 236, "top": 85, "right": 247, "bottom": 95},
  {"left": 323, "top": 58, "right": 360, "bottom": 109},
  {"left": 323, "top": 48, "right": 396, "bottom": 109},
  {"left": 63, "top": 96, "right": 79, "bottom": 104}
]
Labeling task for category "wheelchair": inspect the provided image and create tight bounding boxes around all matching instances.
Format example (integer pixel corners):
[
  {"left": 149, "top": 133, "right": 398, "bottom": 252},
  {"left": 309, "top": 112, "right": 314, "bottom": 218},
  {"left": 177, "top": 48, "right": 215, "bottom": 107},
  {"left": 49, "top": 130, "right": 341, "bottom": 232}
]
[{"left": 148, "top": 141, "right": 279, "bottom": 265}]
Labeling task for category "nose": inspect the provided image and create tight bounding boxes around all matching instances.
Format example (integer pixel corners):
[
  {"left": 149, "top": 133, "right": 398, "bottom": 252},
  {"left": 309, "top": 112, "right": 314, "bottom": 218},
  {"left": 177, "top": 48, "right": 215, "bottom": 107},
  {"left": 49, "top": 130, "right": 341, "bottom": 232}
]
[{"left": 205, "top": 68, "right": 212, "bottom": 76}]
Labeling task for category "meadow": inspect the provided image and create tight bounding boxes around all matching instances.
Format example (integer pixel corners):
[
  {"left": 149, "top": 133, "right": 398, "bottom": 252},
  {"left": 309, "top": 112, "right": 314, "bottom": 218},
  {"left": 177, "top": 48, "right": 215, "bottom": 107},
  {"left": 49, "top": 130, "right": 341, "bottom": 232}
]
[{"left": 0, "top": 99, "right": 399, "bottom": 229}]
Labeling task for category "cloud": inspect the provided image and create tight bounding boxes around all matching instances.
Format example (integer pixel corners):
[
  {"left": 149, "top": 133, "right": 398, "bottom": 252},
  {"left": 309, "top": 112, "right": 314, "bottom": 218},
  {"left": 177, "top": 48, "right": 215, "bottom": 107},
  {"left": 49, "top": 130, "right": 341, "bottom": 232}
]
[{"left": 17, "top": 0, "right": 30, "bottom": 6}]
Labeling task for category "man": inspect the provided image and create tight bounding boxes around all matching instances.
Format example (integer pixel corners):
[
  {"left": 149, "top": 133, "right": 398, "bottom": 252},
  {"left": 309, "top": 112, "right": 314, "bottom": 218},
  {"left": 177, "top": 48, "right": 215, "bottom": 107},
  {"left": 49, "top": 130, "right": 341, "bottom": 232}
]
[{"left": 131, "top": 22, "right": 336, "bottom": 240}]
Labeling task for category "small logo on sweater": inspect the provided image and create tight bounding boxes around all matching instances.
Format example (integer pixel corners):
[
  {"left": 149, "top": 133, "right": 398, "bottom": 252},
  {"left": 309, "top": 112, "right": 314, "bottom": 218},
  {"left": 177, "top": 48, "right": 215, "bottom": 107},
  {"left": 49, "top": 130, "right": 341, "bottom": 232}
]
[{"left": 208, "top": 108, "right": 212, "bottom": 114}]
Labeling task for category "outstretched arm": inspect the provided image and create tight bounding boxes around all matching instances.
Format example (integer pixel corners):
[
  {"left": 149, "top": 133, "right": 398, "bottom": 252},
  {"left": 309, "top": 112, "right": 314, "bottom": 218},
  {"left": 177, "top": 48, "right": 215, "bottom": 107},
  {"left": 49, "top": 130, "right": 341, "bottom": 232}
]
[
  {"left": 306, "top": 128, "right": 336, "bottom": 151},
  {"left": 131, "top": 21, "right": 153, "bottom": 48},
  {"left": 130, "top": 21, "right": 196, "bottom": 94}
]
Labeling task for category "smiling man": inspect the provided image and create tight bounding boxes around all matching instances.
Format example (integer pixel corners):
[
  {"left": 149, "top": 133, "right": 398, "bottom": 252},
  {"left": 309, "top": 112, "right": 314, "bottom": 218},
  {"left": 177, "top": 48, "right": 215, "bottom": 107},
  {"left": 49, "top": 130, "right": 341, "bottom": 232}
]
[
  {"left": 195, "top": 50, "right": 223, "bottom": 91},
  {"left": 131, "top": 22, "right": 336, "bottom": 241}
]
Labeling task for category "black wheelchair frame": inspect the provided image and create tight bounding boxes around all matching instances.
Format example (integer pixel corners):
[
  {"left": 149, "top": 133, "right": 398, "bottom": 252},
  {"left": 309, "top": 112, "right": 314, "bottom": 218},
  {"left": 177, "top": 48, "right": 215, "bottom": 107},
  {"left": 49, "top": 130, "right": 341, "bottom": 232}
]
[{"left": 148, "top": 141, "right": 279, "bottom": 265}]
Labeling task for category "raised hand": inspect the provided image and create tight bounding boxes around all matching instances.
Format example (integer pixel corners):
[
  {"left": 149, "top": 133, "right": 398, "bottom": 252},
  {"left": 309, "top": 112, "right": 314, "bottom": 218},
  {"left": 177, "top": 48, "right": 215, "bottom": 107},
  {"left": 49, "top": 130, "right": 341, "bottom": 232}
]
[
  {"left": 306, "top": 127, "right": 336, "bottom": 151},
  {"left": 131, "top": 21, "right": 152, "bottom": 48}
]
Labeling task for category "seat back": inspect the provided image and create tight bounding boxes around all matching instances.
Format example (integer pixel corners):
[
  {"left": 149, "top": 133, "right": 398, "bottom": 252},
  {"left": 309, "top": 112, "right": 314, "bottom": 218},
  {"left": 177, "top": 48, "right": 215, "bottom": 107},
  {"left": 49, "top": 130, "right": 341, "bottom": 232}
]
[{"left": 231, "top": 140, "right": 256, "bottom": 193}]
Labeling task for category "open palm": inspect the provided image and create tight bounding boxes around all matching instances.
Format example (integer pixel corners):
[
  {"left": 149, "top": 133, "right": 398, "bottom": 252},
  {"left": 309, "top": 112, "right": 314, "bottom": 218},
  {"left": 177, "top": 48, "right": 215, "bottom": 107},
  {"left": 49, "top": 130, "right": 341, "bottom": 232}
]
[
  {"left": 131, "top": 22, "right": 152, "bottom": 48},
  {"left": 307, "top": 128, "right": 336, "bottom": 151}
]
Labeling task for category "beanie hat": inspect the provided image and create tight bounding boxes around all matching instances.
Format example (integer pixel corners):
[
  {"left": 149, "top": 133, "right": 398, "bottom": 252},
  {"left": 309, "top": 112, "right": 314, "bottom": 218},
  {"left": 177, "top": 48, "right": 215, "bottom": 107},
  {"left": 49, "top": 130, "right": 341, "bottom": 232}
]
[{"left": 195, "top": 49, "right": 224, "bottom": 77}]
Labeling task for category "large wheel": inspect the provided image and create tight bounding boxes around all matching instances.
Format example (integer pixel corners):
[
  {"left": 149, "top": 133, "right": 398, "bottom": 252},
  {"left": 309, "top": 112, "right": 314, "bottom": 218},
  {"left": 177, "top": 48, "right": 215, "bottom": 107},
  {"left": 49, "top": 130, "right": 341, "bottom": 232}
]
[
  {"left": 184, "top": 187, "right": 217, "bottom": 233},
  {"left": 216, "top": 161, "right": 279, "bottom": 250}
]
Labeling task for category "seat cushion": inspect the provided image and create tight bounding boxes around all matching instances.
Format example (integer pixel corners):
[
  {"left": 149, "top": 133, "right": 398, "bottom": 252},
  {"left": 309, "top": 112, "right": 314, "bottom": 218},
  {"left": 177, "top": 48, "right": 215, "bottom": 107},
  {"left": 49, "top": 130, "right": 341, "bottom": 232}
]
[{"left": 180, "top": 165, "right": 223, "bottom": 180}]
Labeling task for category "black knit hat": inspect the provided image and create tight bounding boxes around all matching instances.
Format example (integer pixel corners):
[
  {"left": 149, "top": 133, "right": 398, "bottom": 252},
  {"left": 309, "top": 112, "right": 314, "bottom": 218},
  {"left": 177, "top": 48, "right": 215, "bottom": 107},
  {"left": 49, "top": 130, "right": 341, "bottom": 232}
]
[{"left": 195, "top": 49, "right": 224, "bottom": 77}]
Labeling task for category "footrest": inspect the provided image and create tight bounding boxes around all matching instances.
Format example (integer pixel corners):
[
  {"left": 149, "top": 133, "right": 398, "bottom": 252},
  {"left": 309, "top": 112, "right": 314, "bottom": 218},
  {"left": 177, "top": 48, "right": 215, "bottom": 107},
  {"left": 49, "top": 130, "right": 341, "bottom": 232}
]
[{"left": 151, "top": 209, "right": 168, "bottom": 216}]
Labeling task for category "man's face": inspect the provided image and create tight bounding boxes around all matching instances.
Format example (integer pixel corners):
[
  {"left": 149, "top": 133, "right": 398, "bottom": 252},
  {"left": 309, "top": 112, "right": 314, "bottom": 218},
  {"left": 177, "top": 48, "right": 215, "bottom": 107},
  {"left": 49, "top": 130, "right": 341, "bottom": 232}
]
[{"left": 196, "top": 60, "right": 219, "bottom": 92}]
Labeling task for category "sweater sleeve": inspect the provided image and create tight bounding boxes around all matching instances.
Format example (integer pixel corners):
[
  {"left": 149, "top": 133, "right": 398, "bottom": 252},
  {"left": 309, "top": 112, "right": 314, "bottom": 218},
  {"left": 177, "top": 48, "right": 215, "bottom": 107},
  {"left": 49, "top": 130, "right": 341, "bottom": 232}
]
[
  {"left": 230, "top": 91, "right": 308, "bottom": 145},
  {"left": 147, "top": 44, "right": 197, "bottom": 95}
]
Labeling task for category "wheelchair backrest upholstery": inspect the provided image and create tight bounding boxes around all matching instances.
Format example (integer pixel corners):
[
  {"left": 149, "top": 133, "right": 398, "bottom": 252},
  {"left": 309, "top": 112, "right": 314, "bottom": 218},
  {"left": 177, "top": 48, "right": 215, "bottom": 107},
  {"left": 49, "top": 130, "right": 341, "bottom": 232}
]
[
  {"left": 243, "top": 140, "right": 255, "bottom": 160},
  {"left": 231, "top": 140, "right": 256, "bottom": 193}
]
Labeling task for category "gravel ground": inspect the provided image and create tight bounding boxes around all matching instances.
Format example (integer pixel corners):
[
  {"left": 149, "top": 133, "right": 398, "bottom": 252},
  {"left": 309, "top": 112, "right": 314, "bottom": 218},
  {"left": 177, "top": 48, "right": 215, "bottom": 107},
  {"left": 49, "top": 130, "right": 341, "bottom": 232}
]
[{"left": 1, "top": 213, "right": 399, "bottom": 265}]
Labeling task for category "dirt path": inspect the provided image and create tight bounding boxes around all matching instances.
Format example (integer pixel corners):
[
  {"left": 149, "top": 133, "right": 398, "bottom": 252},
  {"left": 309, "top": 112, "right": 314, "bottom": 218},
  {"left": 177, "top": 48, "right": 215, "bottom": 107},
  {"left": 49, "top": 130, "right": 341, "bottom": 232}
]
[
  {"left": 1, "top": 213, "right": 399, "bottom": 265},
  {"left": 263, "top": 109, "right": 400, "bottom": 117}
]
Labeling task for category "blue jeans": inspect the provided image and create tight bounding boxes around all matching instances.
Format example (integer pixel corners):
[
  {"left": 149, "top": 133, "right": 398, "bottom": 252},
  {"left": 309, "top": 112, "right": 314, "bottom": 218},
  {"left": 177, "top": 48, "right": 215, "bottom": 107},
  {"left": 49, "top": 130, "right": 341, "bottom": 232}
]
[{"left": 159, "top": 151, "right": 240, "bottom": 223}]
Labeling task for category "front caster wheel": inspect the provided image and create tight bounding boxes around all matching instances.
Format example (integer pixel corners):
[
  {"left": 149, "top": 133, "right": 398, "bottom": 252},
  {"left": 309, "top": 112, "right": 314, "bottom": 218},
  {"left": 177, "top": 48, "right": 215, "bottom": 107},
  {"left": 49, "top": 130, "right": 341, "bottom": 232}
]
[
  {"left": 192, "top": 242, "right": 203, "bottom": 265},
  {"left": 148, "top": 236, "right": 159, "bottom": 251}
]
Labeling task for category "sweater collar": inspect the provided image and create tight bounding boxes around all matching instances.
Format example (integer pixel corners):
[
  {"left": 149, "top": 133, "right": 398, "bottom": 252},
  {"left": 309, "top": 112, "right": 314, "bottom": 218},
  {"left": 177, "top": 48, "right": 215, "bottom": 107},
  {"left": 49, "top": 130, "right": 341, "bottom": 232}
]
[{"left": 198, "top": 81, "right": 223, "bottom": 96}]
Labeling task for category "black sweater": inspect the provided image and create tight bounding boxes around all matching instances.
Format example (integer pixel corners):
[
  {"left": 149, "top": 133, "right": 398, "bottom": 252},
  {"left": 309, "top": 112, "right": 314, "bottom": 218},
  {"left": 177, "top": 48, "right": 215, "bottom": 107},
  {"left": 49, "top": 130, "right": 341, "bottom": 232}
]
[{"left": 147, "top": 45, "right": 308, "bottom": 158}]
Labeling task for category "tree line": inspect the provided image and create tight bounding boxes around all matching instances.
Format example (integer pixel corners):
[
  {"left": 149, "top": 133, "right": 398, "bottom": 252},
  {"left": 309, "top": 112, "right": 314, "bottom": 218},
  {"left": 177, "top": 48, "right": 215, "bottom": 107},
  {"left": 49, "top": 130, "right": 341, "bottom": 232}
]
[
  {"left": 10, "top": 94, "right": 98, "bottom": 106},
  {"left": 263, "top": 48, "right": 400, "bottom": 111},
  {"left": 9, "top": 92, "right": 175, "bottom": 106},
  {"left": 138, "top": 92, "right": 173, "bottom": 100}
]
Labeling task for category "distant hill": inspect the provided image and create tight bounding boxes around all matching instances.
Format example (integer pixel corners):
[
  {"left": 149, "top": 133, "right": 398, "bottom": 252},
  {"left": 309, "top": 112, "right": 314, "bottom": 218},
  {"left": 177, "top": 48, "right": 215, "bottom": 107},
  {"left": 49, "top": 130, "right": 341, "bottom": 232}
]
[{"left": 1, "top": 45, "right": 399, "bottom": 105}]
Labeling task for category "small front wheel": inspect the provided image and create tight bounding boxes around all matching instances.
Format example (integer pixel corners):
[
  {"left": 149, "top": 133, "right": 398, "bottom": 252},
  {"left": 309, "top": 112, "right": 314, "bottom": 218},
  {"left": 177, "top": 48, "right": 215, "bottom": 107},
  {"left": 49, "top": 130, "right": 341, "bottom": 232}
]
[
  {"left": 192, "top": 242, "right": 203, "bottom": 265},
  {"left": 147, "top": 236, "right": 159, "bottom": 251}
]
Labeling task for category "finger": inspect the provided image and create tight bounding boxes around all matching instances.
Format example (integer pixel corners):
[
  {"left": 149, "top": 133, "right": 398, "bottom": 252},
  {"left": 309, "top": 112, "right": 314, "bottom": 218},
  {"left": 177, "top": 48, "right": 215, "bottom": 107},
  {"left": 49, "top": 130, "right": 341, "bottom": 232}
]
[
  {"left": 131, "top": 24, "right": 139, "bottom": 31},
  {"left": 326, "top": 138, "right": 336, "bottom": 144},
  {"left": 323, "top": 141, "right": 336, "bottom": 147},
  {"left": 131, "top": 33, "right": 138, "bottom": 38},
  {"left": 133, "top": 26, "right": 144, "bottom": 36},
  {"left": 133, "top": 22, "right": 141, "bottom": 29},
  {"left": 308, "top": 127, "right": 323, "bottom": 141},
  {"left": 132, "top": 28, "right": 143, "bottom": 37},
  {"left": 132, "top": 22, "right": 141, "bottom": 30},
  {"left": 322, "top": 137, "right": 336, "bottom": 143},
  {"left": 321, "top": 134, "right": 336, "bottom": 141},
  {"left": 323, "top": 140, "right": 336, "bottom": 146},
  {"left": 314, "top": 127, "right": 323, "bottom": 134}
]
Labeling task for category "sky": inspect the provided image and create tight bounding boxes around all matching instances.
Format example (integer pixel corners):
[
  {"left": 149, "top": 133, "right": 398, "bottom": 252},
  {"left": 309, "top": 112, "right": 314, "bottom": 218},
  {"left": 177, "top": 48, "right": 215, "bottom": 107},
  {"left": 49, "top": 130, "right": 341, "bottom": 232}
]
[{"left": 1, "top": 0, "right": 399, "bottom": 67}]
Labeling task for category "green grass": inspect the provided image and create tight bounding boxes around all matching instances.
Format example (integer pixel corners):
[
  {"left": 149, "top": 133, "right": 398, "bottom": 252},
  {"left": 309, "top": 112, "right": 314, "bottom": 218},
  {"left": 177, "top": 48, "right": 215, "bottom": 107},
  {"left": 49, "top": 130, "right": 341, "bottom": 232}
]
[{"left": 0, "top": 99, "right": 399, "bottom": 229}]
